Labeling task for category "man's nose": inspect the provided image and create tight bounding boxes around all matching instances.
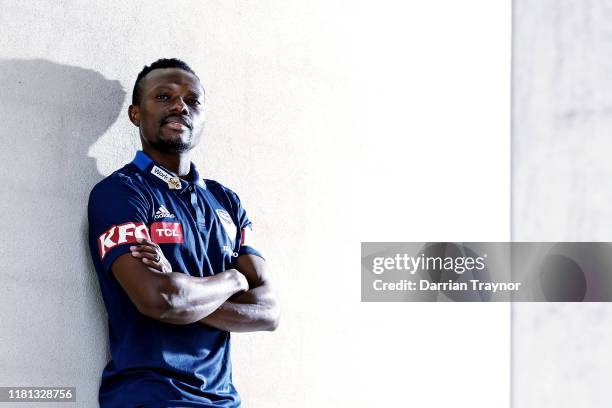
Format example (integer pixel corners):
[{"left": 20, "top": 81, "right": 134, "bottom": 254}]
[{"left": 169, "top": 96, "right": 189, "bottom": 114}]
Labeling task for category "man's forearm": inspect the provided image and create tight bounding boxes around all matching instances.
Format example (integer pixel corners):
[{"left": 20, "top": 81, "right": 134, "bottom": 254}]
[
  {"left": 199, "top": 284, "right": 279, "bottom": 332},
  {"left": 152, "top": 268, "right": 248, "bottom": 325}
]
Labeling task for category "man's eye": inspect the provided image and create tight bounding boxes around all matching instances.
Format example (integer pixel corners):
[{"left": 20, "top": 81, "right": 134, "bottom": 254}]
[
  {"left": 156, "top": 94, "right": 169, "bottom": 100},
  {"left": 189, "top": 99, "right": 201, "bottom": 105}
]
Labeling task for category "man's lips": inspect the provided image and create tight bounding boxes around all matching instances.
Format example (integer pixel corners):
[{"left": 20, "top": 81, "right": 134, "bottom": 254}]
[
  {"left": 162, "top": 117, "right": 191, "bottom": 130},
  {"left": 163, "top": 121, "right": 187, "bottom": 130}
]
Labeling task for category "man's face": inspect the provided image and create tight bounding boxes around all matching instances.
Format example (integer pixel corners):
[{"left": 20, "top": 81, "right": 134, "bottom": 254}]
[{"left": 129, "top": 68, "right": 205, "bottom": 153}]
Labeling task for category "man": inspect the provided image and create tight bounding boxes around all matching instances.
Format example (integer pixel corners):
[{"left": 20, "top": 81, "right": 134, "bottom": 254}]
[{"left": 88, "top": 58, "right": 279, "bottom": 407}]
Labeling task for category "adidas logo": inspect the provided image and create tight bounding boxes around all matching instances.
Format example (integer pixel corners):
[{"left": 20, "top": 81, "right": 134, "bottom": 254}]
[{"left": 154, "top": 205, "right": 176, "bottom": 219}]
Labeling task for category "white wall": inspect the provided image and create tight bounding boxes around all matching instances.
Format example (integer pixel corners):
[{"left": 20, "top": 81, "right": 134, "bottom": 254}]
[
  {"left": 355, "top": 1, "right": 511, "bottom": 407},
  {"left": 513, "top": 1, "right": 612, "bottom": 407},
  {"left": 0, "top": 1, "right": 510, "bottom": 406}
]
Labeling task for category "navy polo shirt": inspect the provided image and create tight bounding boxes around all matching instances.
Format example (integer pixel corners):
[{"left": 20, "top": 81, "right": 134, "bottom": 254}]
[{"left": 87, "top": 151, "right": 261, "bottom": 408}]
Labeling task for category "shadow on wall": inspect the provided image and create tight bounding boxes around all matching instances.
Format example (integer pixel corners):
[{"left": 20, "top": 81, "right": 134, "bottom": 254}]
[{"left": 0, "top": 59, "right": 124, "bottom": 397}]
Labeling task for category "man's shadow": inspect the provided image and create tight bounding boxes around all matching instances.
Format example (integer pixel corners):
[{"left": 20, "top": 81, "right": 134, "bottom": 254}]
[{"left": 0, "top": 59, "right": 124, "bottom": 402}]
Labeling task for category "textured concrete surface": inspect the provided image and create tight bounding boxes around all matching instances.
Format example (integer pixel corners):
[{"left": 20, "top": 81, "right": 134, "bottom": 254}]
[{"left": 513, "top": 1, "right": 612, "bottom": 407}]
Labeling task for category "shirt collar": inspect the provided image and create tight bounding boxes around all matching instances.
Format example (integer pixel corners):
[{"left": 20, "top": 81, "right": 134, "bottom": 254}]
[{"left": 131, "top": 150, "right": 205, "bottom": 190}]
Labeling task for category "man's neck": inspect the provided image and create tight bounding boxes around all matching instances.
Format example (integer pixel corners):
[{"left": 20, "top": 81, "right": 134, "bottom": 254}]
[{"left": 142, "top": 147, "right": 191, "bottom": 178}]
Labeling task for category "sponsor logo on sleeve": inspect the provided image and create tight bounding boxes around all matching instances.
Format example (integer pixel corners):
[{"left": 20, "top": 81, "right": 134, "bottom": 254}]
[
  {"left": 98, "top": 222, "right": 150, "bottom": 259},
  {"left": 150, "top": 222, "right": 184, "bottom": 244}
]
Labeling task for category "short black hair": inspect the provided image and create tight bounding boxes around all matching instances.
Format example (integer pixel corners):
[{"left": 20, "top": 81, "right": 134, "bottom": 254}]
[{"left": 131, "top": 58, "right": 200, "bottom": 105}]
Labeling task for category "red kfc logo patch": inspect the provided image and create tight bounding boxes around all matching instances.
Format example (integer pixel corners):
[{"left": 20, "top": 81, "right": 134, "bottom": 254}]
[
  {"left": 150, "top": 222, "right": 184, "bottom": 244},
  {"left": 98, "top": 222, "right": 150, "bottom": 259}
]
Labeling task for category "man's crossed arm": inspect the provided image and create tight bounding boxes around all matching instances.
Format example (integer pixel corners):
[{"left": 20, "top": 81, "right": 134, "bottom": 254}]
[
  {"left": 199, "top": 254, "right": 279, "bottom": 332},
  {"left": 110, "top": 238, "right": 279, "bottom": 332}
]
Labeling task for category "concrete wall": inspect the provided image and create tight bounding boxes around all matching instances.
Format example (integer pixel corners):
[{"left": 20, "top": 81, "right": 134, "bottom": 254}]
[
  {"left": 513, "top": 1, "right": 612, "bottom": 407},
  {"left": 0, "top": 1, "right": 510, "bottom": 407}
]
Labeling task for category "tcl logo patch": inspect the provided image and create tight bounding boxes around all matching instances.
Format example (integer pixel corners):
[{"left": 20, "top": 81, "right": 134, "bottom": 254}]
[
  {"left": 151, "top": 222, "right": 184, "bottom": 244},
  {"left": 98, "top": 222, "right": 150, "bottom": 259}
]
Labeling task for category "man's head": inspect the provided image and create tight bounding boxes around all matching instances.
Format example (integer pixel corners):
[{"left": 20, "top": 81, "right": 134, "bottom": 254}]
[{"left": 129, "top": 58, "right": 205, "bottom": 153}]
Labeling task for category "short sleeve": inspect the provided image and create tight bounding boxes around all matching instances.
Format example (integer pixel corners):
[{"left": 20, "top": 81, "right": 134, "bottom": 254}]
[
  {"left": 88, "top": 177, "right": 152, "bottom": 274},
  {"left": 212, "top": 183, "right": 264, "bottom": 260},
  {"left": 232, "top": 193, "right": 264, "bottom": 260}
]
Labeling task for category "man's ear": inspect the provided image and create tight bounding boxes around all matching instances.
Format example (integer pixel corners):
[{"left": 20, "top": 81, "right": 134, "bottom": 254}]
[{"left": 128, "top": 105, "right": 140, "bottom": 127}]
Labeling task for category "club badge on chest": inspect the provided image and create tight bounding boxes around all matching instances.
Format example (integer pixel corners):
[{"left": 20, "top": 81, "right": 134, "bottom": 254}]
[{"left": 216, "top": 209, "right": 237, "bottom": 243}]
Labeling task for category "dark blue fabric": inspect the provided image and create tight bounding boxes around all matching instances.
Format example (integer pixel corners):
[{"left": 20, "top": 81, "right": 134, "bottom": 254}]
[{"left": 87, "top": 151, "right": 262, "bottom": 407}]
